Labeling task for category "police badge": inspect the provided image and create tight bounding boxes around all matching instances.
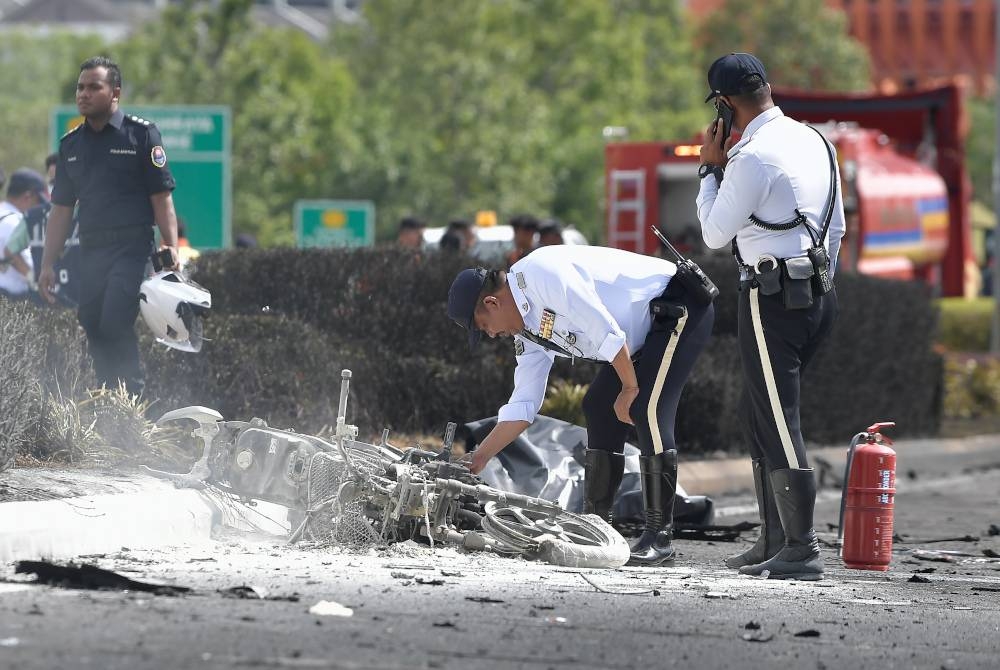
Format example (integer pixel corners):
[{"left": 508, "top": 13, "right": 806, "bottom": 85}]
[{"left": 539, "top": 309, "right": 555, "bottom": 340}]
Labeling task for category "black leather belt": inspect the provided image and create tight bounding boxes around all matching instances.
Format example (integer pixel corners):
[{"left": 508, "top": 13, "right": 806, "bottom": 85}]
[{"left": 79, "top": 225, "right": 153, "bottom": 249}]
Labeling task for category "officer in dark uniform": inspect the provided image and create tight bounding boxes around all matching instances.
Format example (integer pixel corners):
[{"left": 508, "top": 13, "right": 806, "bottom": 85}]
[
  {"left": 40, "top": 56, "right": 180, "bottom": 396},
  {"left": 696, "top": 53, "right": 845, "bottom": 580}
]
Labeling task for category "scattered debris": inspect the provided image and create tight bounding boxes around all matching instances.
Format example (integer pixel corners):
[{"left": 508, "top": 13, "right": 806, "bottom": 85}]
[
  {"left": 440, "top": 570, "right": 464, "bottom": 577},
  {"left": 188, "top": 557, "right": 217, "bottom": 563},
  {"left": 390, "top": 571, "right": 415, "bottom": 580},
  {"left": 744, "top": 621, "right": 761, "bottom": 630},
  {"left": 908, "top": 575, "right": 932, "bottom": 584},
  {"left": 794, "top": 629, "right": 821, "bottom": 638},
  {"left": 220, "top": 585, "right": 268, "bottom": 600},
  {"left": 465, "top": 596, "right": 505, "bottom": 604},
  {"left": 545, "top": 616, "right": 568, "bottom": 624},
  {"left": 896, "top": 535, "right": 980, "bottom": 544},
  {"left": 971, "top": 586, "right": 1000, "bottom": 593},
  {"left": 988, "top": 524, "right": 999, "bottom": 537},
  {"left": 742, "top": 631, "right": 773, "bottom": 643},
  {"left": 415, "top": 577, "right": 445, "bottom": 586},
  {"left": 308, "top": 600, "right": 353, "bottom": 617},
  {"left": 911, "top": 550, "right": 972, "bottom": 563},
  {"left": 705, "top": 591, "right": 738, "bottom": 599},
  {"left": 983, "top": 549, "right": 1000, "bottom": 559},
  {"left": 673, "top": 521, "right": 758, "bottom": 542},
  {"left": 913, "top": 567, "right": 936, "bottom": 574},
  {"left": 432, "top": 621, "right": 457, "bottom": 628},
  {"left": 578, "top": 573, "right": 656, "bottom": 596},
  {"left": 14, "top": 561, "right": 189, "bottom": 596},
  {"left": 0, "top": 638, "right": 19, "bottom": 647}
]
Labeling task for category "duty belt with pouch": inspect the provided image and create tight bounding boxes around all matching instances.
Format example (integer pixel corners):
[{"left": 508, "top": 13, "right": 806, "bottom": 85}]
[{"left": 733, "top": 124, "right": 839, "bottom": 309}]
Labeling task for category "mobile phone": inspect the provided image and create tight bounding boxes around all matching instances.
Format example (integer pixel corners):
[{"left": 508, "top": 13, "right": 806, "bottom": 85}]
[{"left": 715, "top": 99, "right": 734, "bottom": 148}]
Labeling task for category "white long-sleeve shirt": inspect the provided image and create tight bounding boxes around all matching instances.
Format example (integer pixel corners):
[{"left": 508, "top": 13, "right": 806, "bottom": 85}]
[
  {"left": 497, "top": 245, "right": 676, "bottom": 424},
  {"left": 696, "top": 107, "right": 846, "bottom": 274}
]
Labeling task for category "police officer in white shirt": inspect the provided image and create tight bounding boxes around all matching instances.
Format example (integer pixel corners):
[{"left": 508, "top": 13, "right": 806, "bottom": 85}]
[
  {"left": 447, "top": 245, "right": 713, "bottom": 565},
  {"left": 696, "top": 53, "right": 845, "bottom": 581}
]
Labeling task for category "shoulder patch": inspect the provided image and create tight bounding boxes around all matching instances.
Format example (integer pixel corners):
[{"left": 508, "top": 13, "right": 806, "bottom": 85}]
[
  {"left": 60, "top": 123, "right": 83, "bottom": 141},
  {"left": 150, "top": 145, "right": 167, "bottom": 168},
  {"left": 515, "top": 272, "right": 527, "bottom": 290},
  {"left": 514, "top": 339, "right": 525, "bottom": 356}
]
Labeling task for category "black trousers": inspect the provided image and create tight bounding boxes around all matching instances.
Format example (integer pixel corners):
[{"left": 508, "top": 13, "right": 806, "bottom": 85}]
[
  {"left": 77, "top": 238, "right": 152, "bottom": 397},
  {"left": 582, "top": 285, "right": 714, "bottom": 457},
  {"left": 737, "top": 283, "right": 838, "bottom": 470}
]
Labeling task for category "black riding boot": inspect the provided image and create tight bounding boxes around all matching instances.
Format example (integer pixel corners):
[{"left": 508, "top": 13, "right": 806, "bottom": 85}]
[
  {"left": 583, "top": 449, "right": 625, "bottom": 523},
  {"left": 724, "top": 458, "right": 784, "bottom": 568},
  {"left": 628, "top": 449, "right": 677, "bottom": 566},
  {"left": 739, "top": 468, "right": 824, "bottom": 580}
]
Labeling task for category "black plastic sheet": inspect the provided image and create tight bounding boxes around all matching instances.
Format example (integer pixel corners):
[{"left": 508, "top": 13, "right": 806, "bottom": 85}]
[{"left": 461, "top": 415, "right": 713, "bottom": 526}]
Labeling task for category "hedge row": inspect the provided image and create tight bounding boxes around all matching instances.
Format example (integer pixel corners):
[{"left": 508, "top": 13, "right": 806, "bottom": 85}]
[
  {"left": 177, "top": 248, "right": 943, "bottom": 450},
  {"left": 0, "top": 246, "right": 944, "bottom": 467}
]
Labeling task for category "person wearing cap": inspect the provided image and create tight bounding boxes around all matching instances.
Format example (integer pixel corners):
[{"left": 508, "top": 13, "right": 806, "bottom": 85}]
[
  {"left": 537, "top": 218, "right": 564, "bottom": 246},
  {"left": 0, "top": 168, "right": 49, "bottom": 299},
  {"left": 447, "top": 245, "right": 713, "bottom": 566},
  {"left": 4, "top": 153, "right": 82, "bottom": 308},
  {"left": 505, "top": 214, "right": 538, "bottom": 269},
  {"left": 40, "top": 56, "right": 180, "bottom": 397},
  {"left": 696, "top": 53, "right": 846, "bottom": 580}
]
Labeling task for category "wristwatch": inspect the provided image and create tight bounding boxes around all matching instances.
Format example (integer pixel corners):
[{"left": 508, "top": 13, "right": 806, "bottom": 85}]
[{"left": 698, "top": 163, "right": 723, "bottom": 181}]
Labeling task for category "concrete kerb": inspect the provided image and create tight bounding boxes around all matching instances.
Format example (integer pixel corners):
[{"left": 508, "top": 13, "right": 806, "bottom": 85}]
[
  {"left": 679, "top": 432, "right": 1000, "bottom": 499},
  {"left": 0, "top": 478, "right": 220, "bottom": 564}
]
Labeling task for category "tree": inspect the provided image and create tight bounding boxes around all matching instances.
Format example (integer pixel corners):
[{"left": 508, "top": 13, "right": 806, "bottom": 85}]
[
  {"left": 966, "top": 95, "right": 994, "bottom": 211},
  {"left": 0, "top": 33, "right": 103, "bottom": 178},
  {"left": 698, "top": 0, "right": 871, "bottom": 92},
  {"left": 115, "top": 0, "right": 359, "bottom": 246},
  {"left": 332, "top": 0, "right": 704, "bottom": 241}
]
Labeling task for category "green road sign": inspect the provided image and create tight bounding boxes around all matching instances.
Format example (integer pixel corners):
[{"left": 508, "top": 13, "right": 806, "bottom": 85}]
[
  {"left": 51, "top": 105, "right": 231, "bottom": 250},
  {"left": 294, "top": 200, "right": 375, "bottom": 248}
]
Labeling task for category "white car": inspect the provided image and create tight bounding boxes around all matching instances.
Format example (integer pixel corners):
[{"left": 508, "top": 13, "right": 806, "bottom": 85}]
[{"left": 423, "top": 224, "right": 588, "bottom": 262}]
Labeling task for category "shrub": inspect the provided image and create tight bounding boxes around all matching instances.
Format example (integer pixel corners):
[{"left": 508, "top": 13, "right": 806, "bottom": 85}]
[
  {"left": 942, "top": 353, "right": 1000, "bottom": 419},
  {"left": 938, "top": 297, "right": 993, "bottom": 352}
]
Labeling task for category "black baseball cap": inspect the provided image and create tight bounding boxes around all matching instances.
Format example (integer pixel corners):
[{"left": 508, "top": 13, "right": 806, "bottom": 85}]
[
  {"left": 447, "top": 267, "right": 488, "bottom": 348},
  {"left": 705, "top": 52, "right": 768, "bottom": 103},
  {"left": 7, "top": 168, "right": 48, "bottom": 201}
]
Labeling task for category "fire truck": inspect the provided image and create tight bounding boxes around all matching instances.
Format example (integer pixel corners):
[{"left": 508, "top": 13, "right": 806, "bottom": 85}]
[{"left": 605, "top": 85, "right": 975, "bottom": 297}]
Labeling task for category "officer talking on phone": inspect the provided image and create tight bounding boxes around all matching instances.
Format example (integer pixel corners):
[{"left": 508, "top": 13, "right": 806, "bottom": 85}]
[
  {"left": 696, "top": 53, "right": 846, "bottom": 580},
  {"left": 42, "top": 56, "right": 180, "bottom": 397}
]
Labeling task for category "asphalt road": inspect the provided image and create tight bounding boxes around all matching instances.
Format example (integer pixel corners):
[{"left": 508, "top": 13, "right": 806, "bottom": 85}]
[{"left": 2, "top": 464, "right": 999, "bottom": 670}]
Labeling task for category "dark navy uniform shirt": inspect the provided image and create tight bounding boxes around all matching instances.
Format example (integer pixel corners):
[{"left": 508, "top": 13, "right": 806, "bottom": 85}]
[
  {"left": 50, "top": 108, "right": 176, "bottom": 234},
  {"left": 24, "top": 200, "right": 81, "bottom": 304}
]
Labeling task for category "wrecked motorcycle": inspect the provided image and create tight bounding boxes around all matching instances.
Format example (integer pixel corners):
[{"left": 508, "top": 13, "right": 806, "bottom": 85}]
[{"left": 144, "top": 370, "right": 630, "bottom": 569}]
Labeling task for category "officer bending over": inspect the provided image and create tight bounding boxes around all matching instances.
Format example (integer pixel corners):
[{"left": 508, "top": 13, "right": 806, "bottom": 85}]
[
  {"left": 696, "top": 53, "right": 845, "bottom": 580},
  {"left": 41, "top": 56, "right": 180, "bottom": 397},
  {"left": 447, "top": 245, "right": 713, "bottom": 566}
]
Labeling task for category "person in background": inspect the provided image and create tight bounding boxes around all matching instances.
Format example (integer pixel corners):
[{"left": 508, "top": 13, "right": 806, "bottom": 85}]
[
  {"left": 0, "top": 169, "right": 49, "bottom": 300},
  {"left": 4, "top": 154, "right": 81, "bottom": 307},
  {"left": 505, "top": 214, "right": 538, "bottom": 269},
  {"left": 538, "top": 219, "right": 564, "bottom": 246},
  {"left": 396, "top": 216, "right": 426, "bottom": 250},
  {"left": 447, "top": 219, "right": 477, "bottom": 252},
  {"left": 176, "top": 219, "right": 200, "bottom": 269}
]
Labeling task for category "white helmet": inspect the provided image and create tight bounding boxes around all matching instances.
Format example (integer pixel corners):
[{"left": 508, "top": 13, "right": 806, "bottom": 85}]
[{"left": 139, "top": 271, "right": 212, "bottom": 352}]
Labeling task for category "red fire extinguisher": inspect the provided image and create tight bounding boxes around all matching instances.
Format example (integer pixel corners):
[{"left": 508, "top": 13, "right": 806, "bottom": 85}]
[{"left": 838, "top": 422, "right": 897, "bottom": 571}]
